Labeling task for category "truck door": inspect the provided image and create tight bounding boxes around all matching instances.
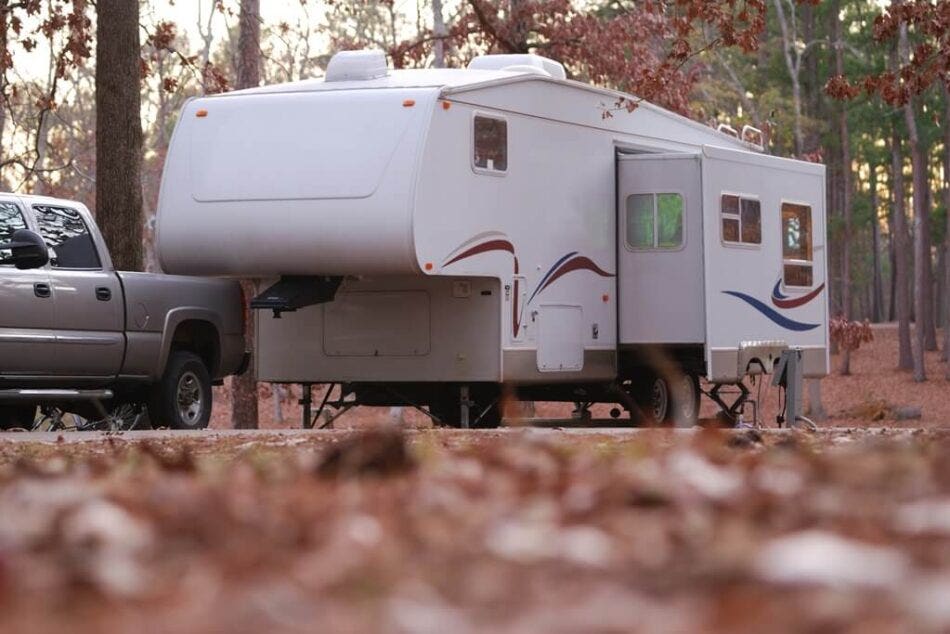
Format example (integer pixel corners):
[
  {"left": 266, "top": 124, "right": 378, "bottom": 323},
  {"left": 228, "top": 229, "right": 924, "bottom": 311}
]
[
  {"left": 0, "top": 199, "right": 55, "bottom": 376},
  {"left": 33, "top": 204, "right": 124, "bottom": 379},
  {"left": 616, "top": 153, "right": 704, "bottom": 345}
]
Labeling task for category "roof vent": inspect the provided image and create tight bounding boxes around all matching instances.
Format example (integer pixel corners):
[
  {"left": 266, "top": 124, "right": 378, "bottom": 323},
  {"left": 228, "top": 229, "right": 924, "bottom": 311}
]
[
  {"left": 467, "top": 54, "right": 566, "bottom": 80},
  {"left": 326, "top": 49, "right": 389, "bottom": 82}
]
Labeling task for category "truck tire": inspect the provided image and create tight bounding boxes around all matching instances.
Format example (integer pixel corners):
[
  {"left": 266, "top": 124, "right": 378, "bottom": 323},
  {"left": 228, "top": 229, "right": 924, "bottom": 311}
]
[
  {"left": 149, "top": 351, "right": 212, "bottom": 430},
  {"left": 0, "top": 404, "right": 37, "bottom": 431}
]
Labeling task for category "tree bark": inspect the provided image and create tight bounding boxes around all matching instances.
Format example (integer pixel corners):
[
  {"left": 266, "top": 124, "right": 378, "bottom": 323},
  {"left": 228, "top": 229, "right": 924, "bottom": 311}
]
[
  {"left": 922, "top": 145, "right": 937, "bottom": 351},
  {"left": 834, "top": 1, "right": 852, "bottom": 375},
  {"left": 96, "top": 0, "right": 144, "bottom": 272},
  {"left": 231, "top": 0, "right": 262, "bottom": 430},
  {"left": 891, "top": 129, "right": 914, "bottom": 370}
]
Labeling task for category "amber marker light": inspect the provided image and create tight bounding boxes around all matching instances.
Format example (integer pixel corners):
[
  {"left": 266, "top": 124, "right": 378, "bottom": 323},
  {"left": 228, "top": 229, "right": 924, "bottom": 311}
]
[
  {"left": 196, "top": 109, "right": 208, "bottom": 118},
  {"left": 441, "top": 101, "right": 451, "bottom": 110},
  {"left": 424, "top": 262, "right": 434, "bottom": 271},
  {"left": 403, "top": 99, "right": 416, "bottom": 107},
  {"left": 602, "top": 294, "right": 610, "bottom": 302}
]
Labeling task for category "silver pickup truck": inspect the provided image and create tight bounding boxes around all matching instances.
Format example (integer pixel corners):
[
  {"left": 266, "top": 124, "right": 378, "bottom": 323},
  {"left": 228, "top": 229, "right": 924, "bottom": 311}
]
[{"left": 0, "top": 194, "right": 247, "bottom": 430}]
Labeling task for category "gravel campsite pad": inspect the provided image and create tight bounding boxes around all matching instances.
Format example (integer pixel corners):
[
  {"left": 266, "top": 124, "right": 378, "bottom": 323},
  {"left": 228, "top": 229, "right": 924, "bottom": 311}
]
[{"left": 1, "top": 427, "right": 950, "bottom": 632}]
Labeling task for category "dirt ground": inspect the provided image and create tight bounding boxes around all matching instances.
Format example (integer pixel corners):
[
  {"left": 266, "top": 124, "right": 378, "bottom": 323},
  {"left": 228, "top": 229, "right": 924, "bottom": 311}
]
[
  {"left": 2, "top": 427, "right": 950, "bottom": 632},
  {"left": 210, "top": 323, "right": 950, "bottom": 430}
]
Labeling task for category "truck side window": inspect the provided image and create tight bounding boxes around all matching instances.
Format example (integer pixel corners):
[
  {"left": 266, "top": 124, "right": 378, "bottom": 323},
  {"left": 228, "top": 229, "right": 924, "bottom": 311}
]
[
  {"left": 625, "top": 193, "right": 683, "bottom": 250},
  {"left": 782, "top": 202, "right": 813, "bottom": 287},
  {"left": 0, "top": 202, "right": 27, "bottom": 265},
  {"left": 721, "top": 194, "right": 761, "bottom": 246},
  {"left": 33, "top": 205, "right": 101, "bottom": 270},
  {"left": 473, "top": 115, "right": 507, "bottom": 173}
]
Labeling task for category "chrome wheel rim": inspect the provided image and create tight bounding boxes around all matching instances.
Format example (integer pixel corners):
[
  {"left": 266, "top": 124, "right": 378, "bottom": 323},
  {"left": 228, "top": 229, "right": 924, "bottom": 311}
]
[
  {"left": 177, "top": 371, "right": 204, "bottom": 426},
  {"left": 651, "top": 378, "right": 669, "bottom": 421}
]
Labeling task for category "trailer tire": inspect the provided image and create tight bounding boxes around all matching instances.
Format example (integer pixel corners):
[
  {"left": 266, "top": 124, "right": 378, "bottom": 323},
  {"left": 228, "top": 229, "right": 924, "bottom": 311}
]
[
  {"left": 0, "top": 404, "right": 37, "bottom": 430},
  {"left": 635, "top": 371, "right": 699, "bottom": 428},
  {"left": 148, "top": 351, "right": 212, "bottom": 430}
]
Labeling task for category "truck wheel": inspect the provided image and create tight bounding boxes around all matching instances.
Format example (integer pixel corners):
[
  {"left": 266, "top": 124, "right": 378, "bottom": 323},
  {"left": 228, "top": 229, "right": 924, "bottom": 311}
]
[
  {"left": 0, "top": 404, "right": 37, "bottom": 431},
  {"left": 149, "top": 351, "right": 212, "bottom": 430}
]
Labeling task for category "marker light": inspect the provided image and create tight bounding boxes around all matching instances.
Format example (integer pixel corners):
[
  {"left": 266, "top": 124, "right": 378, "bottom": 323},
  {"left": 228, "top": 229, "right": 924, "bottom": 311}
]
[
  {"left": 403, "top": 99, "right": 416, "bottom": 107},
  {"left": 424, "top": 262, "right": 434, "bottom": 271},
  {"left": 196, "top": 109, "right": 208, "bottom": 118},
  {"left": 442, "top": 101, "right": 451, "bottom": 110}
]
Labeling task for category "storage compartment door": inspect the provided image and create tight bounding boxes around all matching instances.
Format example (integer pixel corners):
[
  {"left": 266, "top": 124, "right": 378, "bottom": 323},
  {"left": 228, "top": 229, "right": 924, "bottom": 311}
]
[
  {"left": 537, "top": 304, "right": 584, "bottom": 372},
  {"left": 616, "top": 152, "right": 704, "bottom": 344}
]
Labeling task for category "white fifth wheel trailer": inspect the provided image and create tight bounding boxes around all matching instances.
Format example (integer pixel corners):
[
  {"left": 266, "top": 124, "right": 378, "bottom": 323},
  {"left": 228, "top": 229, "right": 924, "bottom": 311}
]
[{"left": 156, "top": 50, "right": 829, "bottom": 427}]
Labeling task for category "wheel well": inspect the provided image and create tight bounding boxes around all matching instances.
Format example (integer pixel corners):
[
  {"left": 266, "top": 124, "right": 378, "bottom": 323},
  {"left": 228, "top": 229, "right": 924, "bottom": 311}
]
[{"left": 170, "top": 320, "right": 220, "bottom": 376}]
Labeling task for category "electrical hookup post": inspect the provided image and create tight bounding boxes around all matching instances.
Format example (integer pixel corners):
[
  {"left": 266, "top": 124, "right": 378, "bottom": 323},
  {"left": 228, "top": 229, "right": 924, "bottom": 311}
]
[{"left": 772, "top": 348, "right": 817, "bottom": 431}]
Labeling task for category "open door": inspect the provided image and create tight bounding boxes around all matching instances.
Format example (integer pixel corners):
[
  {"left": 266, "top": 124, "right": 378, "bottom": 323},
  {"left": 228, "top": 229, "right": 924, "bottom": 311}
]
[{"left": 616, "top": 152, "right": 704, "bottom": 345}]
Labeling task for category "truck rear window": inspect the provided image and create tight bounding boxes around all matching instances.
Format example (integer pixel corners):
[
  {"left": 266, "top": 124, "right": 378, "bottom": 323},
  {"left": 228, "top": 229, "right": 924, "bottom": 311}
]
[{"left": 34, "top": 205, "right": 101, "bottom": 269}]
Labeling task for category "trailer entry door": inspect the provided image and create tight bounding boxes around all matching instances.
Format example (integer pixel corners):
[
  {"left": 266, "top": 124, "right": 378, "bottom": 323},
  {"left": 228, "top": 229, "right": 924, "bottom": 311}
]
[{"left": 616, "top": 153, "right": 704, "bottom": 345}]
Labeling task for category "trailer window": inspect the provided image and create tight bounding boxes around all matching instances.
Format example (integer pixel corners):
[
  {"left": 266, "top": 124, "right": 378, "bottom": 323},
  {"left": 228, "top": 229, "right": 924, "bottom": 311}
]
[
  {"left": 473, "top": 115, "right": 507, "bottom": 173},
  {"left": 625, "top": 193, "right": 683, "bottom": 250},
  {"left": 721, "top": 194, "right": 761, "bottom": 246},
  {"left": 0, "top": 202, "right": 27, "bottom": 265},
  {"left": 782, "top": 202, "right": 813, "bottom": 287},
  {"left": 34, "top": 205, "right": 101, "bottom": 270}
]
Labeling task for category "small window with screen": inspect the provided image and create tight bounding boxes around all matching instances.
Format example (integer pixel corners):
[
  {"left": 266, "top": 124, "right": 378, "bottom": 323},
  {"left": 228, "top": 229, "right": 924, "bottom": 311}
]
[
  {"left": 34, "top": 205, "right": 101, "bottom": 270},
  {"left": 625, "top": 193, "right": 683, "bottom": 250},
  {"left": 782, "top": 202, "right": 813, "bottom": 287},
  {"left": 721, "top": 193, "right": 761, "bottom": 246},
  {"left": 0, "top": 202, "right": 27, "bottom": 265},
  {"left": 473, "top": 115, "right": 507, "bottom": 173}
]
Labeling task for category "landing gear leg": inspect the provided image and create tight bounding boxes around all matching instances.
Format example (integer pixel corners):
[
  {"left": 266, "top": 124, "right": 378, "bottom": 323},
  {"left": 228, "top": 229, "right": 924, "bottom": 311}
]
[{"left": 707, "top": 382, "right": 751, "bottom": 427}]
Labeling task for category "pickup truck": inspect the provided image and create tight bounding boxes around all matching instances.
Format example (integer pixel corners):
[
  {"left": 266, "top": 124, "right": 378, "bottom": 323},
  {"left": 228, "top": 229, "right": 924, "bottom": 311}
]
[{"left": 0, "top": 194, "right": 247, "bottom": 430}]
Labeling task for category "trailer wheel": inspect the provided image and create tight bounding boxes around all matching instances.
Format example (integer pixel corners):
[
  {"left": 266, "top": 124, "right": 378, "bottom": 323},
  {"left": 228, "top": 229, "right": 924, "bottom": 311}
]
[
  {"left": 0, "top": 404, "right": 37, "bottom": 430},
  {"left": 635, "top": 371, "right": 699, "bottom": 428},
  {"left": 149, "top": 351, "right": 212, "bottom": 430}
]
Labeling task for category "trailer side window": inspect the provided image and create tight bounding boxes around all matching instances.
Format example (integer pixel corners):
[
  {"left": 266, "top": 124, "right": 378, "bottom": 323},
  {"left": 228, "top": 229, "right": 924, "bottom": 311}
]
[
  {"left": 473, "top": 115, "right": 507, "bottom": 173},
  {"left": 782, "top": 202, "right": 813, "bottom": 287},
  {"left": 0, "top": 202, "right": 27, "bottom": 265},
  {"left": 625, "top": 193, "right": 683, "bottom": 250},
  {"left": 34, "top": 205, "right": 101, "bottom": 270},
  {"left": 721, "top": 194, "right": 761, "bottom": 246}
]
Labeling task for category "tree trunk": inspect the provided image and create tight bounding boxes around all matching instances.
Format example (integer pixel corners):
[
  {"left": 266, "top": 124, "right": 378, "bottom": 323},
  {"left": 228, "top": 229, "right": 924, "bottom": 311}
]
[
  {"left": 432, "top": 0, "right": 446, "bottom": 68},
  {"left": 892, "top": 130, "right": 914, "bottom": 370},
  {"left": 870, "top": 166, "right": 884, "bottom": 322},
  {"left": 96, "top": 0, "right": 144, "bottom": 272},
  {"left": 231, "top": 0, "right": 262, "bottom": 430},
  {"left": 944, "top": 83, "right": 950, "bottom": 378},
  {"left": 834, "top": 2, "right": 852, "bottom": 375},
  {"left": 923, "top": 150, "right": 938, "bottom": 351}
]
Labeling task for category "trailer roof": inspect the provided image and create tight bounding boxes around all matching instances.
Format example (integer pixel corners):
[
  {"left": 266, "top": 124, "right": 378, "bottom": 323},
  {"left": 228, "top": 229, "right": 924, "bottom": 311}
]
[
  {"left": 218, "top": 68, "right": 525, "bottom": 97},
  {"left": 211, "top": 67, "right": 760, "bottom": 153}
]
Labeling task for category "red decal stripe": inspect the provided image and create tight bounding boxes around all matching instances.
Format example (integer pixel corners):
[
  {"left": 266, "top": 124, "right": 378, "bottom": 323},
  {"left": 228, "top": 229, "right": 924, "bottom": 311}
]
[
  {"left": 539, "top": 256, "right": 614, "bottom": 293},
  {"left": 443, "top": 239, "right": 515, "bottom": 267},
  {"left": 771, "top": 283, "right": 825, "bottom": 309}
]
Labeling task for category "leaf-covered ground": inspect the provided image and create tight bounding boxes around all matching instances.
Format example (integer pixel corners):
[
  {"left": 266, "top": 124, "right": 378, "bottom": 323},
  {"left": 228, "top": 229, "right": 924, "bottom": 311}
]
[{"left": 2, "top": 427, "right": 950, "bottom": 633}]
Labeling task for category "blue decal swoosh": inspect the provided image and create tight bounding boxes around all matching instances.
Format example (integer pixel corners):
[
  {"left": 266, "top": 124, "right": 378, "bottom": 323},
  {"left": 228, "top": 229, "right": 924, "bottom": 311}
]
[
  {"left": 723, "top": 291, "right": 820, "bottom": 332},
  {"left": 771, "top": 279, "right": 788, "bottom": 300},
  {"left": 528, "top": 251, "right": 577, "bottom": 305}
]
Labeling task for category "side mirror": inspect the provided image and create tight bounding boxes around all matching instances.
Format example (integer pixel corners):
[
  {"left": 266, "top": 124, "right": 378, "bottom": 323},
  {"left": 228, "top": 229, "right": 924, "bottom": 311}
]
[{"left": 0, "top": 229, "right": 49, "bottom": 270}]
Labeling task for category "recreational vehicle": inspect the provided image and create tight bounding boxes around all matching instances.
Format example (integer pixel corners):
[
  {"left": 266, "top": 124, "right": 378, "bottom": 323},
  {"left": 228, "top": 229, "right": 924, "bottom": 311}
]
[{"left": 156, "top": 50, "right": 829, "bottom": 427}]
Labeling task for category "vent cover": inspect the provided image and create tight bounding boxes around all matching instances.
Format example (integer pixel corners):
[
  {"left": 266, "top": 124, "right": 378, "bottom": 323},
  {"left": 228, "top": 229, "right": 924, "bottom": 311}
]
[
  {"left": 326, "top": 49, "right": 389, "bottom": 82},
  {"left": 467, "top": 54, "right": 566, "bottom": 80}
]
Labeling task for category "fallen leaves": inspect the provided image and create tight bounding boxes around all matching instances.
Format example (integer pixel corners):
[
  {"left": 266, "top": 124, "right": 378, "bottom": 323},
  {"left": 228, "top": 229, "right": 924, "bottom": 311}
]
[{"left": 0, "top": 427, "right": 948, "bottom": 631}]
